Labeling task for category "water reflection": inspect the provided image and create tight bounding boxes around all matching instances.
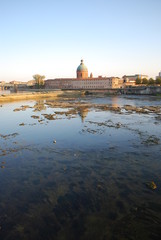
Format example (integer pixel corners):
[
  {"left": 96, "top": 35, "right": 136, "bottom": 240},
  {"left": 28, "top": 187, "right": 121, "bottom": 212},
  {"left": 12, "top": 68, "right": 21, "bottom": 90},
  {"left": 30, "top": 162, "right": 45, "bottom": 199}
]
[
  {"left": 33, "top": 100, "right": 47, "bottom": 111},
  {"left": 111, "top": 96, "right": 119, "bottom": 108},
  {"left": 77, "top": 107, "right": 89, "bottom": 122}
]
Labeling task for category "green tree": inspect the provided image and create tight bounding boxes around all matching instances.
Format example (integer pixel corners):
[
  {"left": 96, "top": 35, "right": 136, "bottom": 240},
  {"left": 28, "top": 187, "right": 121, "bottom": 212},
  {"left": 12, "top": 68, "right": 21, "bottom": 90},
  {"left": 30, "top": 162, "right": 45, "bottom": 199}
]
[
  {"left": 142, "top": 78, "right": 148, "bottom": 85},
  {"left": 135, "top": 77, "right": 141, "bottom": 85},
  {"left": 33, "top": 74, "right": 45, "bottom": 88},
  {"left": 156, "top": 77, "right": 161, "bottom": 85},
  {"left": 148, "top": 78, "right": 155, "bottom": 85}
]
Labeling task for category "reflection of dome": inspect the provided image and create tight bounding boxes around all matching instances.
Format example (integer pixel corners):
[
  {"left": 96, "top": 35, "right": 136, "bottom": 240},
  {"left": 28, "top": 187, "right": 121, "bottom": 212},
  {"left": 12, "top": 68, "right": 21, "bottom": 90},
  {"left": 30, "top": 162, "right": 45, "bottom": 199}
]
[
  {"left": 77, "top": 60, "right": 88, "bottom": 79},
  {"left": 77, "top": 107, "right": 89, "bottom": 122}
]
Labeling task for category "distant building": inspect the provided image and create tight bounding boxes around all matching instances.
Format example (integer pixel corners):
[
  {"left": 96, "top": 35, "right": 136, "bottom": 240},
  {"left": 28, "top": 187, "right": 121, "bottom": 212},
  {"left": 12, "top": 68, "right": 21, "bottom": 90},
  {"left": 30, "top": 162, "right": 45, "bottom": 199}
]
[
  {"left": 0, "top": 81, "right": 5, "bottom": 90},
  {"left": 159, "top": 71, "right": 161, "bottom": 78},
  {"left": 156, "top": 71, "right": 161, "bottom": 80},
  {"left": 2, "top": 80, "right": 36, "bottom": 90},
  {"left": 27, "top": 80, "right": 36, "bottom": 87},
  {"left": 45, "top": 60, "right": 123, "bottom": 89},
  {"left": 123, "top": 74, "right": 148, "bottom": 86},
  {"left": 3, "top": 82, "right": 14, "bottom": 89},
  {"left": 9, "top": 81, "right": 28, "bottom": 89}
]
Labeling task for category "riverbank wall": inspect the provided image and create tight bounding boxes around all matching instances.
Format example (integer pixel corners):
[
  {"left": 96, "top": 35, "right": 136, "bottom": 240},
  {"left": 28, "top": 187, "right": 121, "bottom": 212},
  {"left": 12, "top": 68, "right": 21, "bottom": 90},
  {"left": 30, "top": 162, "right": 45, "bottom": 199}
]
[
  {"left": 79, "top": 86, "right": 161, "bottom": 95},
  {"left": 1, "top": 86, "right": 161, "bottom": 103},
  {"left": 61, "top": 86, "right": 161, "bottom": 95},
  {"left": 120, "top": 86, "right": 161, "bottom": 95}
]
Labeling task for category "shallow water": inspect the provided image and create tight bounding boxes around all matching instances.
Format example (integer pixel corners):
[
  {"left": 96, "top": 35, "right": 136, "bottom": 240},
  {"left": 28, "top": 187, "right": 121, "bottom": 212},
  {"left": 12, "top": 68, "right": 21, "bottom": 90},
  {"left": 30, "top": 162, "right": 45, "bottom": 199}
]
[{"left": 0, "top": 95, "right": 161, "bottom": 240}]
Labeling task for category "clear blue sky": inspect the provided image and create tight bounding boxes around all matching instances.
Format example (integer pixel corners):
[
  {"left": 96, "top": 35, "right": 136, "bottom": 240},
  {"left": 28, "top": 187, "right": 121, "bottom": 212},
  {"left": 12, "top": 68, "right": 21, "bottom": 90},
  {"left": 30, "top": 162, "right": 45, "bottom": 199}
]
[{"left": 0, "top": 0, "right": 161, "bottom": 82}]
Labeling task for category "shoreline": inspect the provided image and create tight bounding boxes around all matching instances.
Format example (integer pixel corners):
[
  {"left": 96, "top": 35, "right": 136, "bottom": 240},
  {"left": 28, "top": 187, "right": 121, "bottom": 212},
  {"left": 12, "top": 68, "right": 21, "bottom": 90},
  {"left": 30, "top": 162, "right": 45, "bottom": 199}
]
[
  {"left": 1, "top": 87, "right": 161, "bottom": 103},
  {"left": 0, "top": 90, "right": 114, "bottom": 102},
  {"left": 0, "top": 91, "right": 64, "bottom": 102}
]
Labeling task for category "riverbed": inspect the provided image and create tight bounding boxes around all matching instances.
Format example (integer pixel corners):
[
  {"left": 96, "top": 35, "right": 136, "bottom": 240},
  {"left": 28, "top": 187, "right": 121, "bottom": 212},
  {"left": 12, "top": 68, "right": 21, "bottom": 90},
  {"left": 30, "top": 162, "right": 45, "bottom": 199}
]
[{"left": 0, "top": 95, "right": 161, "bottom": 240}]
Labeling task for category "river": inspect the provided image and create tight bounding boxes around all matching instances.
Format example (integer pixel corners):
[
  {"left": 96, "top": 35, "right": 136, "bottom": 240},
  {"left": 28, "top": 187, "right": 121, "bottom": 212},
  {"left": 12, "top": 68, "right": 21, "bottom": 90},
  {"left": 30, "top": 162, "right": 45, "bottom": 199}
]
[{"left": 0, "top": 95, "right": 161, "bottom": 240}]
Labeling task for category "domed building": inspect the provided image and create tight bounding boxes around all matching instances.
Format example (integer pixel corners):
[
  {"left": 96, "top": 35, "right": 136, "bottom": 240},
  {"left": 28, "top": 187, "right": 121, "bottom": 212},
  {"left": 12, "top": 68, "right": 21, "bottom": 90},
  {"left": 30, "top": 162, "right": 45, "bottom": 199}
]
[
  {"left": 77, "top": 60, "right": 88, "bottom": 79},
  {"left": 45, "top": 59, "right": 123, "bottom": 90}
]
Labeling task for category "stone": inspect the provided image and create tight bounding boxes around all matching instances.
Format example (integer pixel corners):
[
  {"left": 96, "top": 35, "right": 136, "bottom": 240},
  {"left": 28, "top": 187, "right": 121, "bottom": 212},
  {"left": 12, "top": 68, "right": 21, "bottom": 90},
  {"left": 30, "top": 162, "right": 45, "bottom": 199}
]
[{"left": 146, "top": 181, "right": 157, "bottom": 190}]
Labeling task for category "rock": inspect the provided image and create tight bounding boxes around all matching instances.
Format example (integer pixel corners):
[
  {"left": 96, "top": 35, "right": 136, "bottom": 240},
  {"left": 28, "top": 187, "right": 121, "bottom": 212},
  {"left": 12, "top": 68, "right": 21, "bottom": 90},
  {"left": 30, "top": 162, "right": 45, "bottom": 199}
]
[
  {"left": 142, "top": 136, "right": 159, "bottom": 145},
  {"left": 146, "top": 181, "right": 157, "bottom": 190},
  {"left": 1, "top": 166, "right": 5, "bottom": 169},
  {"left": 13, "top": 105, "right": 30, "bottom": 112},
  {"left": 38, "top": 119, "right": 44, "bottom": 123},
  {"left": 124, "top": 105, "right": 136, "bottom": 112},
  {"left": 116, "top": 122, "right": 121, "bottom": 128},
  {"left": 42, "top": 114, "right": 55, "bottom": 120},
  {"left": 19, "top": 123, "right": 25, "bottom": 126},
  {"left": 13, "top": 108, "right": 21, "bottom": 112},
  {"left": 31, "top": 115, "right": 40, "bottom": 119},
  {"left": 155, "top": 115, "right": 161, "bottom": 121}
]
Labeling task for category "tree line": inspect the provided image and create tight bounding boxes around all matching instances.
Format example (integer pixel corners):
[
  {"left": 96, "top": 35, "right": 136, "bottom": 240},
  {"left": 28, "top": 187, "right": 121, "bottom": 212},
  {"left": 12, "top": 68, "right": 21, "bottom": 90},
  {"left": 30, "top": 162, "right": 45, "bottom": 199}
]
[{"left": 136, "top": 77, "right": 161, "bottom": 85}]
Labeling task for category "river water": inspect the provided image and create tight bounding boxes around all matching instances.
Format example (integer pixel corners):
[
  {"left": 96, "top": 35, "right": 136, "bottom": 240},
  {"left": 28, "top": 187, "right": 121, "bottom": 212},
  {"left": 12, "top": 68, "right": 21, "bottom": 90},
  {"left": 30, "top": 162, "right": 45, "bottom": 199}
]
[{"left": 0, "top": 95, "right": 161, "bottom": 240}]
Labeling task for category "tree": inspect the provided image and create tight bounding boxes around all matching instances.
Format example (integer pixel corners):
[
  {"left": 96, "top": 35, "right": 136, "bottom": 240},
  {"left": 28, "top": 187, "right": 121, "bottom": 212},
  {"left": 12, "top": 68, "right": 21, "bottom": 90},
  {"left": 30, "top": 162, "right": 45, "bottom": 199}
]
[
  {"left": 33, "top": 74, "right": 45, "bottom": 88},
  {"left": 142, "top": 78, "right": 148, "bottom": 85},
  {"left": 148, "top": 78, "right": 155, "bottom": 85},
  {"left": 135, "top": 77, "right": 141, "bottom": 85},
  {"left": 156, "top": 77, "right": 161, "bottom": 85}
]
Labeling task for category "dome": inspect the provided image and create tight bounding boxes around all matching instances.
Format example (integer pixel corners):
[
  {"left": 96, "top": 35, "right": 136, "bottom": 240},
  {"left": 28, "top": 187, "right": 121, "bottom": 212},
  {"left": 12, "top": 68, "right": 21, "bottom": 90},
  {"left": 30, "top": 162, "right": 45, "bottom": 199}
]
[
  {"left": 77, "top": 60, "right": 88, "bottom": 72},
  {"left": 76, "top": 60, "right": 88, "bottom": 79}
]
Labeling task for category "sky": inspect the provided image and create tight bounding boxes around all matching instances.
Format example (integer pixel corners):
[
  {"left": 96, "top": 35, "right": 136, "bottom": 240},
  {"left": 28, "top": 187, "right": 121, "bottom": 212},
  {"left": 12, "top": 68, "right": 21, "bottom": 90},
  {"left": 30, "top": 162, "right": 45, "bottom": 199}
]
[{"left": 0, "top": 0, "right": 161, "bottom": 82}]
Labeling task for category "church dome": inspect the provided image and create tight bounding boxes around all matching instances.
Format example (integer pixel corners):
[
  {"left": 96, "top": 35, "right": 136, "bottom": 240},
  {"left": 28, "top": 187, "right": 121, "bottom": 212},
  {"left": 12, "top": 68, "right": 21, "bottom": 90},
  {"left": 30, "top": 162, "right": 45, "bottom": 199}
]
[
  {"left": 76, "top": 60, "right": 88, "bottom": 79},
  {"left": 77, "top": 60, "right": 88, "bottom": 72}
]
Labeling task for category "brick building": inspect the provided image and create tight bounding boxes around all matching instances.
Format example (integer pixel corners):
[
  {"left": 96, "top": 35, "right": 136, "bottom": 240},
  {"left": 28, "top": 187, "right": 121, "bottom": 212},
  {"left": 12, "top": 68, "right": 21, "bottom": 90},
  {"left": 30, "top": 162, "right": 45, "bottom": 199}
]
[{"left": 45, "top": 60, "right": 123, "bottom": 89}]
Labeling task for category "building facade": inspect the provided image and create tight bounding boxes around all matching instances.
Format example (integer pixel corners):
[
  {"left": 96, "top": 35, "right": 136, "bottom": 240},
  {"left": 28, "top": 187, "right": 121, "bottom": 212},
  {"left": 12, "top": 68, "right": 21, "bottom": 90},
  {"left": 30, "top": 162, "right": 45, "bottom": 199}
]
[
  {"left": 122, "top": 74, "right": 148, "bottom": 86},
  {"left": 45, "top": 77, "right": 122, "bottom": 89},
  {"left": 45, "top": 60, "right": 123, "bottom": 89}
]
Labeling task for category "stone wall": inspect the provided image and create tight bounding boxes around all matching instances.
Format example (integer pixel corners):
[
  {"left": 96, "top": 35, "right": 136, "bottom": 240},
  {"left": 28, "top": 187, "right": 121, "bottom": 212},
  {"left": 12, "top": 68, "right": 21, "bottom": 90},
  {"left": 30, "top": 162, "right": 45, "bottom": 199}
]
[{"left": 120, "top": 86, "right": 161, "bottom": 95}]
